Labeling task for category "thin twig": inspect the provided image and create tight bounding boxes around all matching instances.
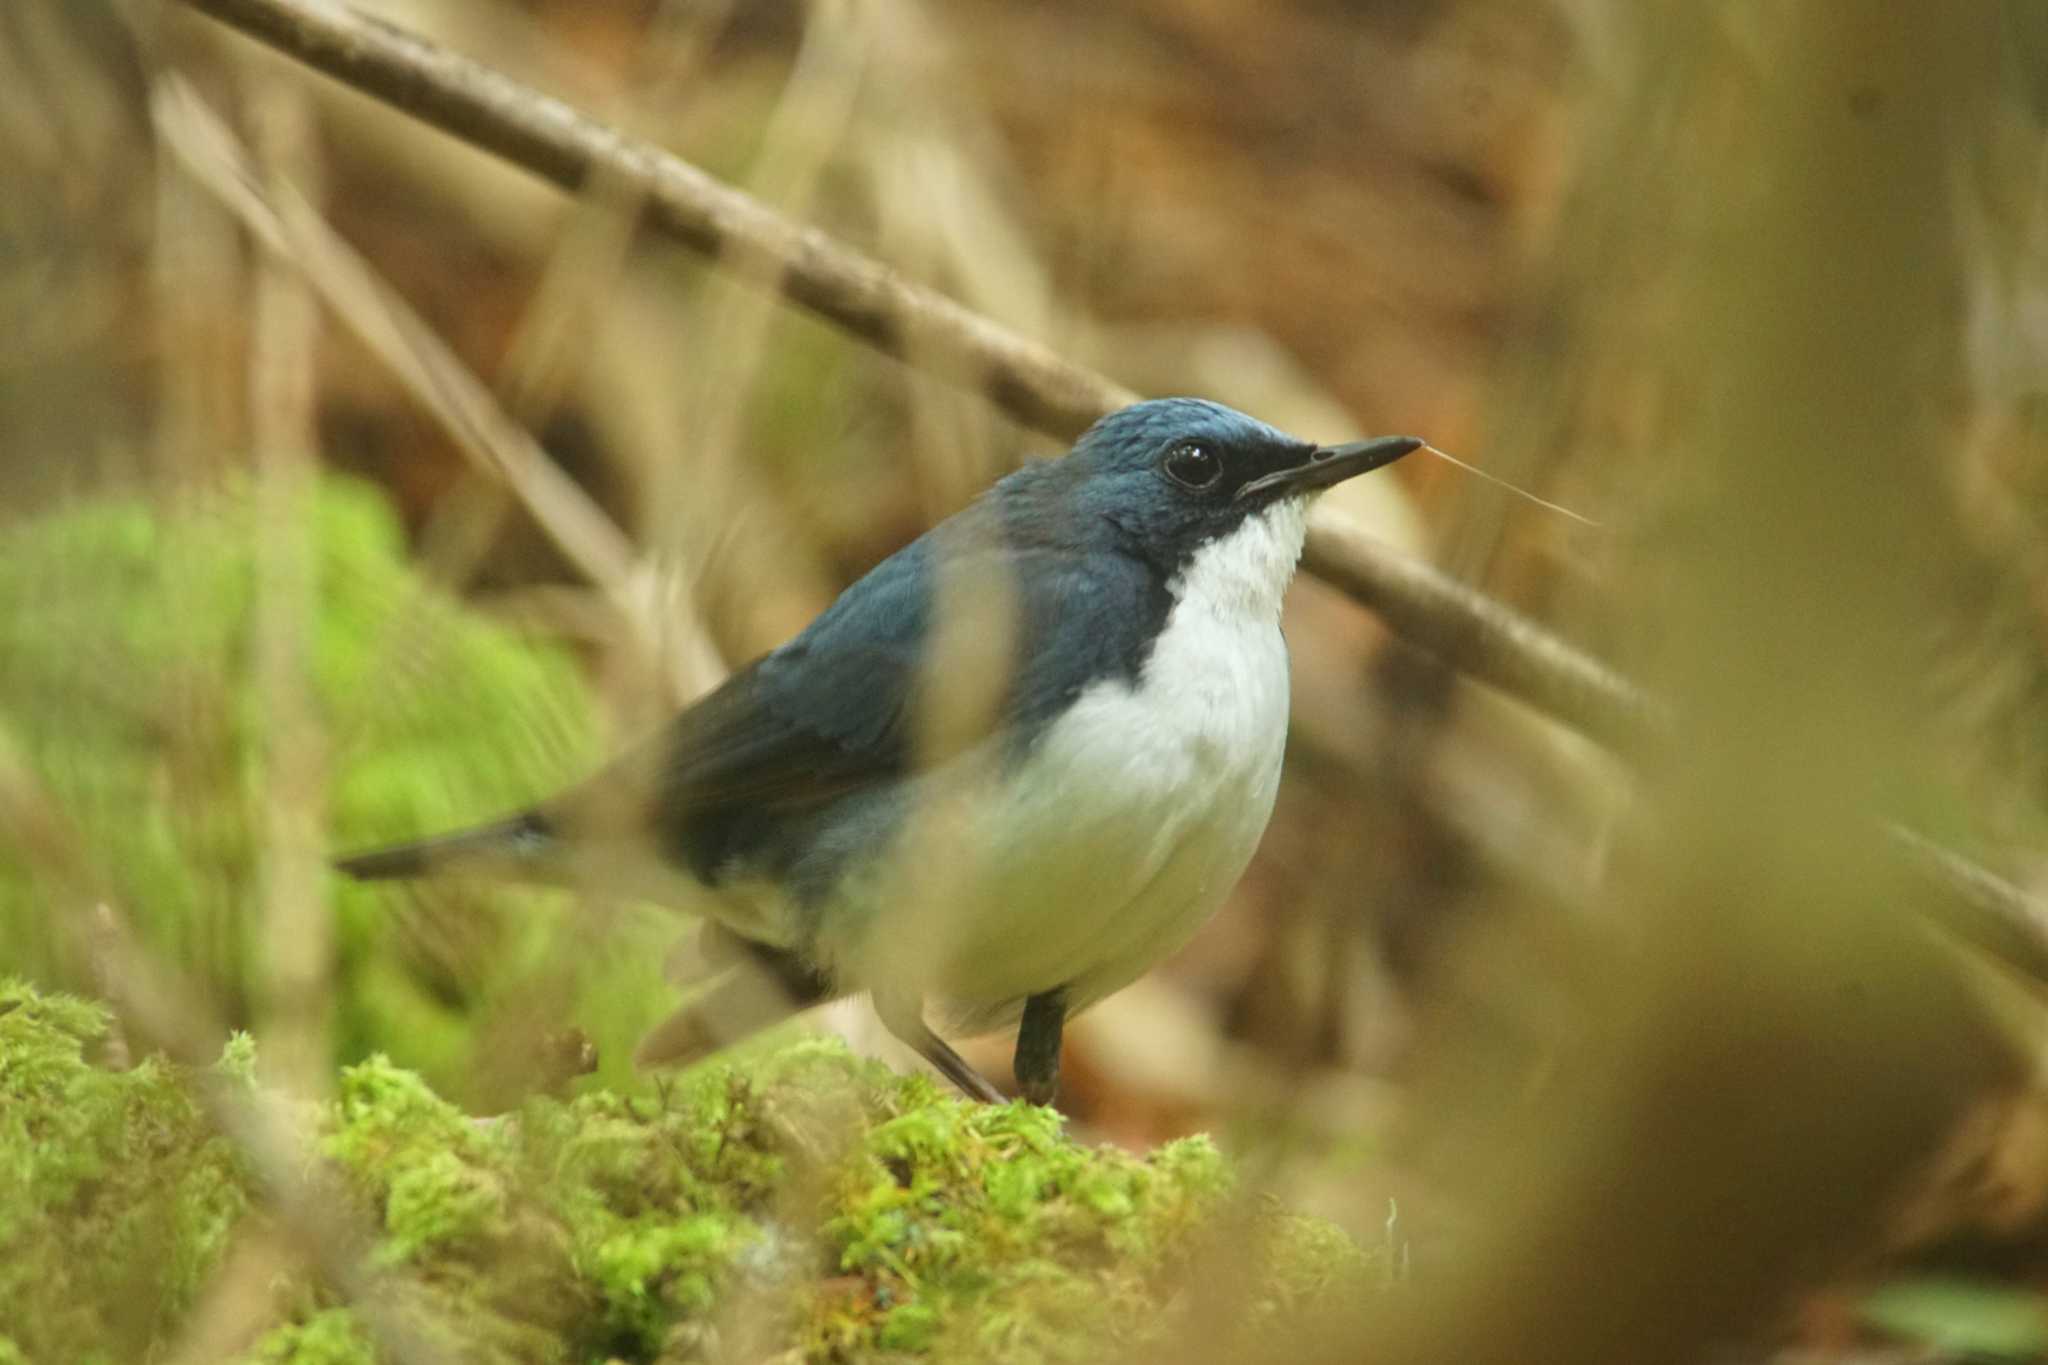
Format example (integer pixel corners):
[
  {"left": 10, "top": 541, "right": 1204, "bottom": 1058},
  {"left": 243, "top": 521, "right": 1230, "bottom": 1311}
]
[{"left": 163, "top": 0, "right": 2048, "bottom": 989}]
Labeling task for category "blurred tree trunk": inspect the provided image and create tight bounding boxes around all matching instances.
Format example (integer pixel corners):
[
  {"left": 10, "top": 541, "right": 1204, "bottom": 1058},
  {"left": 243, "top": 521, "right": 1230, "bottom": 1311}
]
[{"left": 1356, "top": 6, "right": 2023, "bottom": 1362}]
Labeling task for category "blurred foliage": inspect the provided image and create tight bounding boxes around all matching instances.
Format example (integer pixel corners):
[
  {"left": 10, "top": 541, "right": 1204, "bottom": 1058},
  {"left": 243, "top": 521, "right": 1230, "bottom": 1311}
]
[
  {"left": 0, "top": 979, "right": 1375, "bottom": 1364},
  {"left": 0, "top": 477, "right": 679, "bottom": 1100},
  {"left": 1860, "top": 1277, "right": 2048, "bottom": 1362}
]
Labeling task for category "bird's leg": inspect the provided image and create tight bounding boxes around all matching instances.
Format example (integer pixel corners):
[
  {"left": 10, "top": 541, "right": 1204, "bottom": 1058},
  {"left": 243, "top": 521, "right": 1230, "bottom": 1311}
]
[
  {"left": 873, "top": 994, "right": 1006, "bottom": 1103},
  {"left": 1013, "top": 987, "right": 1067, "bottom": 1107}
]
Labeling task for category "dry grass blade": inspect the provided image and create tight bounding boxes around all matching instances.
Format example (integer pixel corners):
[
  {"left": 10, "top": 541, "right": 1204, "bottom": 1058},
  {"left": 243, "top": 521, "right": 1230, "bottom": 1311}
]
[
  {"left": 158, "top": 1227, "right": 300, "bottom": 1365},
  {"left": 642, "top": 0, "right": 870, "bottom": 649},
  {"left": 245, "top": 70, "right": 331, "bottom": 1095},
  {"left": 150, "top": 74, "right": 720, "bottom": 700}
]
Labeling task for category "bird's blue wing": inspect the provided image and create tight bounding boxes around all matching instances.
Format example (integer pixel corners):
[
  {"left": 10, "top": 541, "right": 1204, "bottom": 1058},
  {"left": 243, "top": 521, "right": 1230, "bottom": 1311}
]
[{"left": 626, "top": 529, "right": 1166, "bottom": 886}]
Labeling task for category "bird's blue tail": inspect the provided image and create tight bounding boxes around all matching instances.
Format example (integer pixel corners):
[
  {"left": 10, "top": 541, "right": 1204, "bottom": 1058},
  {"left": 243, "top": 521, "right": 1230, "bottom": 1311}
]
[{"left": 334, "top": 811, "right": 552, "bottom": 881}]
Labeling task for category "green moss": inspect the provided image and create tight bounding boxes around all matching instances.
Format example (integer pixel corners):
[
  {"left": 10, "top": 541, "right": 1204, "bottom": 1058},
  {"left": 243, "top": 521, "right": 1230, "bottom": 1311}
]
[
  {"left": 0, "top": 478, "right": 681, "bottom": 1100},
  {"left": 0, "top": 981, "right": 1378, "bottom": 1365},
  {"left": 245, "top": 1309, "right": 378, "bottom": 1365},
  {"left": 0, "top": 979, "right": 250, "bottom": 1365},
  {"left": 246, "top": 1310, "right": 379, "bottom": 1365},
  {"left": 810, "top": 1083, "right": 1238, "bottom": 1363}
]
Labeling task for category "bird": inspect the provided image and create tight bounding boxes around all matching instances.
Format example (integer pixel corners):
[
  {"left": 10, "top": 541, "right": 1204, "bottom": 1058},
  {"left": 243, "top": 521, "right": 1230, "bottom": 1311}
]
[{"left": 337, "top": 398, "right": 1421, "bottom": 1105}]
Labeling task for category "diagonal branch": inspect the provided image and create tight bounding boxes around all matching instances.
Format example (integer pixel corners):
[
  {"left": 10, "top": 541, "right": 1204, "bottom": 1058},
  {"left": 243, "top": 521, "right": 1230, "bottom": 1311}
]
[
  {"left": 176, "top": 0, "right": 1133, "bottom": 440},
  {"left": 166, "top": 0, "right": 2048, "bottom": 990},
  {"left": 1304, "top": 512, "right": 1659, "bottom": 753},
  {"left": 169, "top": 0, "right": 1647, "bottom": 746}
]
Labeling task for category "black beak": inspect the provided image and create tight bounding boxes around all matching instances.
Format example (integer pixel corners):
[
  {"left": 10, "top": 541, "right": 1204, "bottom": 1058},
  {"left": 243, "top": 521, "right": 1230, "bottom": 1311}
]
[{"left": 1235, "top": 435, "right": 1424, "bottom": 501}]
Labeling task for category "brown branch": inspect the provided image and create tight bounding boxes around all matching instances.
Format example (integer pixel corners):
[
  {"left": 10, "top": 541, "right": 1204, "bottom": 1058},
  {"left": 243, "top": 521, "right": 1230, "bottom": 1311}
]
[
  {"left": 1302, "top": 513, "right": 1662, "bottom": 753},
  {"left": 175, "top": 0, "right": 1133, "bottom": 441},
  {"left": 167, "top": 0, "right": 2048, "bottom": 991}
]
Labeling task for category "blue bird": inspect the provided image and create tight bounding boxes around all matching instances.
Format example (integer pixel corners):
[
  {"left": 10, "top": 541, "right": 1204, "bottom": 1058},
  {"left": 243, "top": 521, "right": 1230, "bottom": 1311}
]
[{"left": 338, "top": 398, "right": 1421, "bottom": 1104}]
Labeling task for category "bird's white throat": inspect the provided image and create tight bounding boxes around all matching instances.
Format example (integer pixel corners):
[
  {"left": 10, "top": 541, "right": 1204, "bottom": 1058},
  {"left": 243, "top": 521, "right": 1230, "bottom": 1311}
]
[{"left": 1168, "top": 495, "right": 1311, "bottom": 622}]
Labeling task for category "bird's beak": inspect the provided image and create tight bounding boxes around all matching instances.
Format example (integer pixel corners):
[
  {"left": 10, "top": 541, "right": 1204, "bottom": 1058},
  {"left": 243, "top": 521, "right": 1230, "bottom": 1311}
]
[{"left": 1235, "top": 435, "right": 1424, "bottom": 501}]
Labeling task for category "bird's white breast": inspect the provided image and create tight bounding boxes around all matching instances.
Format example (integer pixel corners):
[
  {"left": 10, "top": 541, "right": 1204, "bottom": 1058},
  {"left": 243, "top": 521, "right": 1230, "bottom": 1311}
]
[{"left": 817, "top": 498, "right": 1309, "bottom": 1030}]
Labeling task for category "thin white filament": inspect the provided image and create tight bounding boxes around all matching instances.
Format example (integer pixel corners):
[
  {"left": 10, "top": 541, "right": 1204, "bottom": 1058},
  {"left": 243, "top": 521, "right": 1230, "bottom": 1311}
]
[{"left": 1420, "top": 444, "right": 1602, "bottom": 528}]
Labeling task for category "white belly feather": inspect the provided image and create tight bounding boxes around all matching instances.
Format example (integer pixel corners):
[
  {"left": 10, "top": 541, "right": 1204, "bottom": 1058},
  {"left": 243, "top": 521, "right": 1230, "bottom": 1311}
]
[
  {"left": 810, "top": 499, "right": 1307, "bottom": 1032},
  {"left": 930, "top": 606, "right": 1290, "bottom": 1027}
]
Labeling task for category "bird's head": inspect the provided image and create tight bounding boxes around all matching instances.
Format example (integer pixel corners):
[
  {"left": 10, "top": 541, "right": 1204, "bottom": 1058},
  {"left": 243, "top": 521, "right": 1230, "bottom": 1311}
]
[{"left": 1028, "top": 398, "right": 1421, "bottom": 607}]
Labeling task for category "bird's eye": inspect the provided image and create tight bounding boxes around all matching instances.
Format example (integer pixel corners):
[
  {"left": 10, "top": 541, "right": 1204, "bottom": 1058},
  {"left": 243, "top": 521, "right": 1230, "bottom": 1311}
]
[{"left": 1162, "top": 441, "right": 1222, "bottom": 490}]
